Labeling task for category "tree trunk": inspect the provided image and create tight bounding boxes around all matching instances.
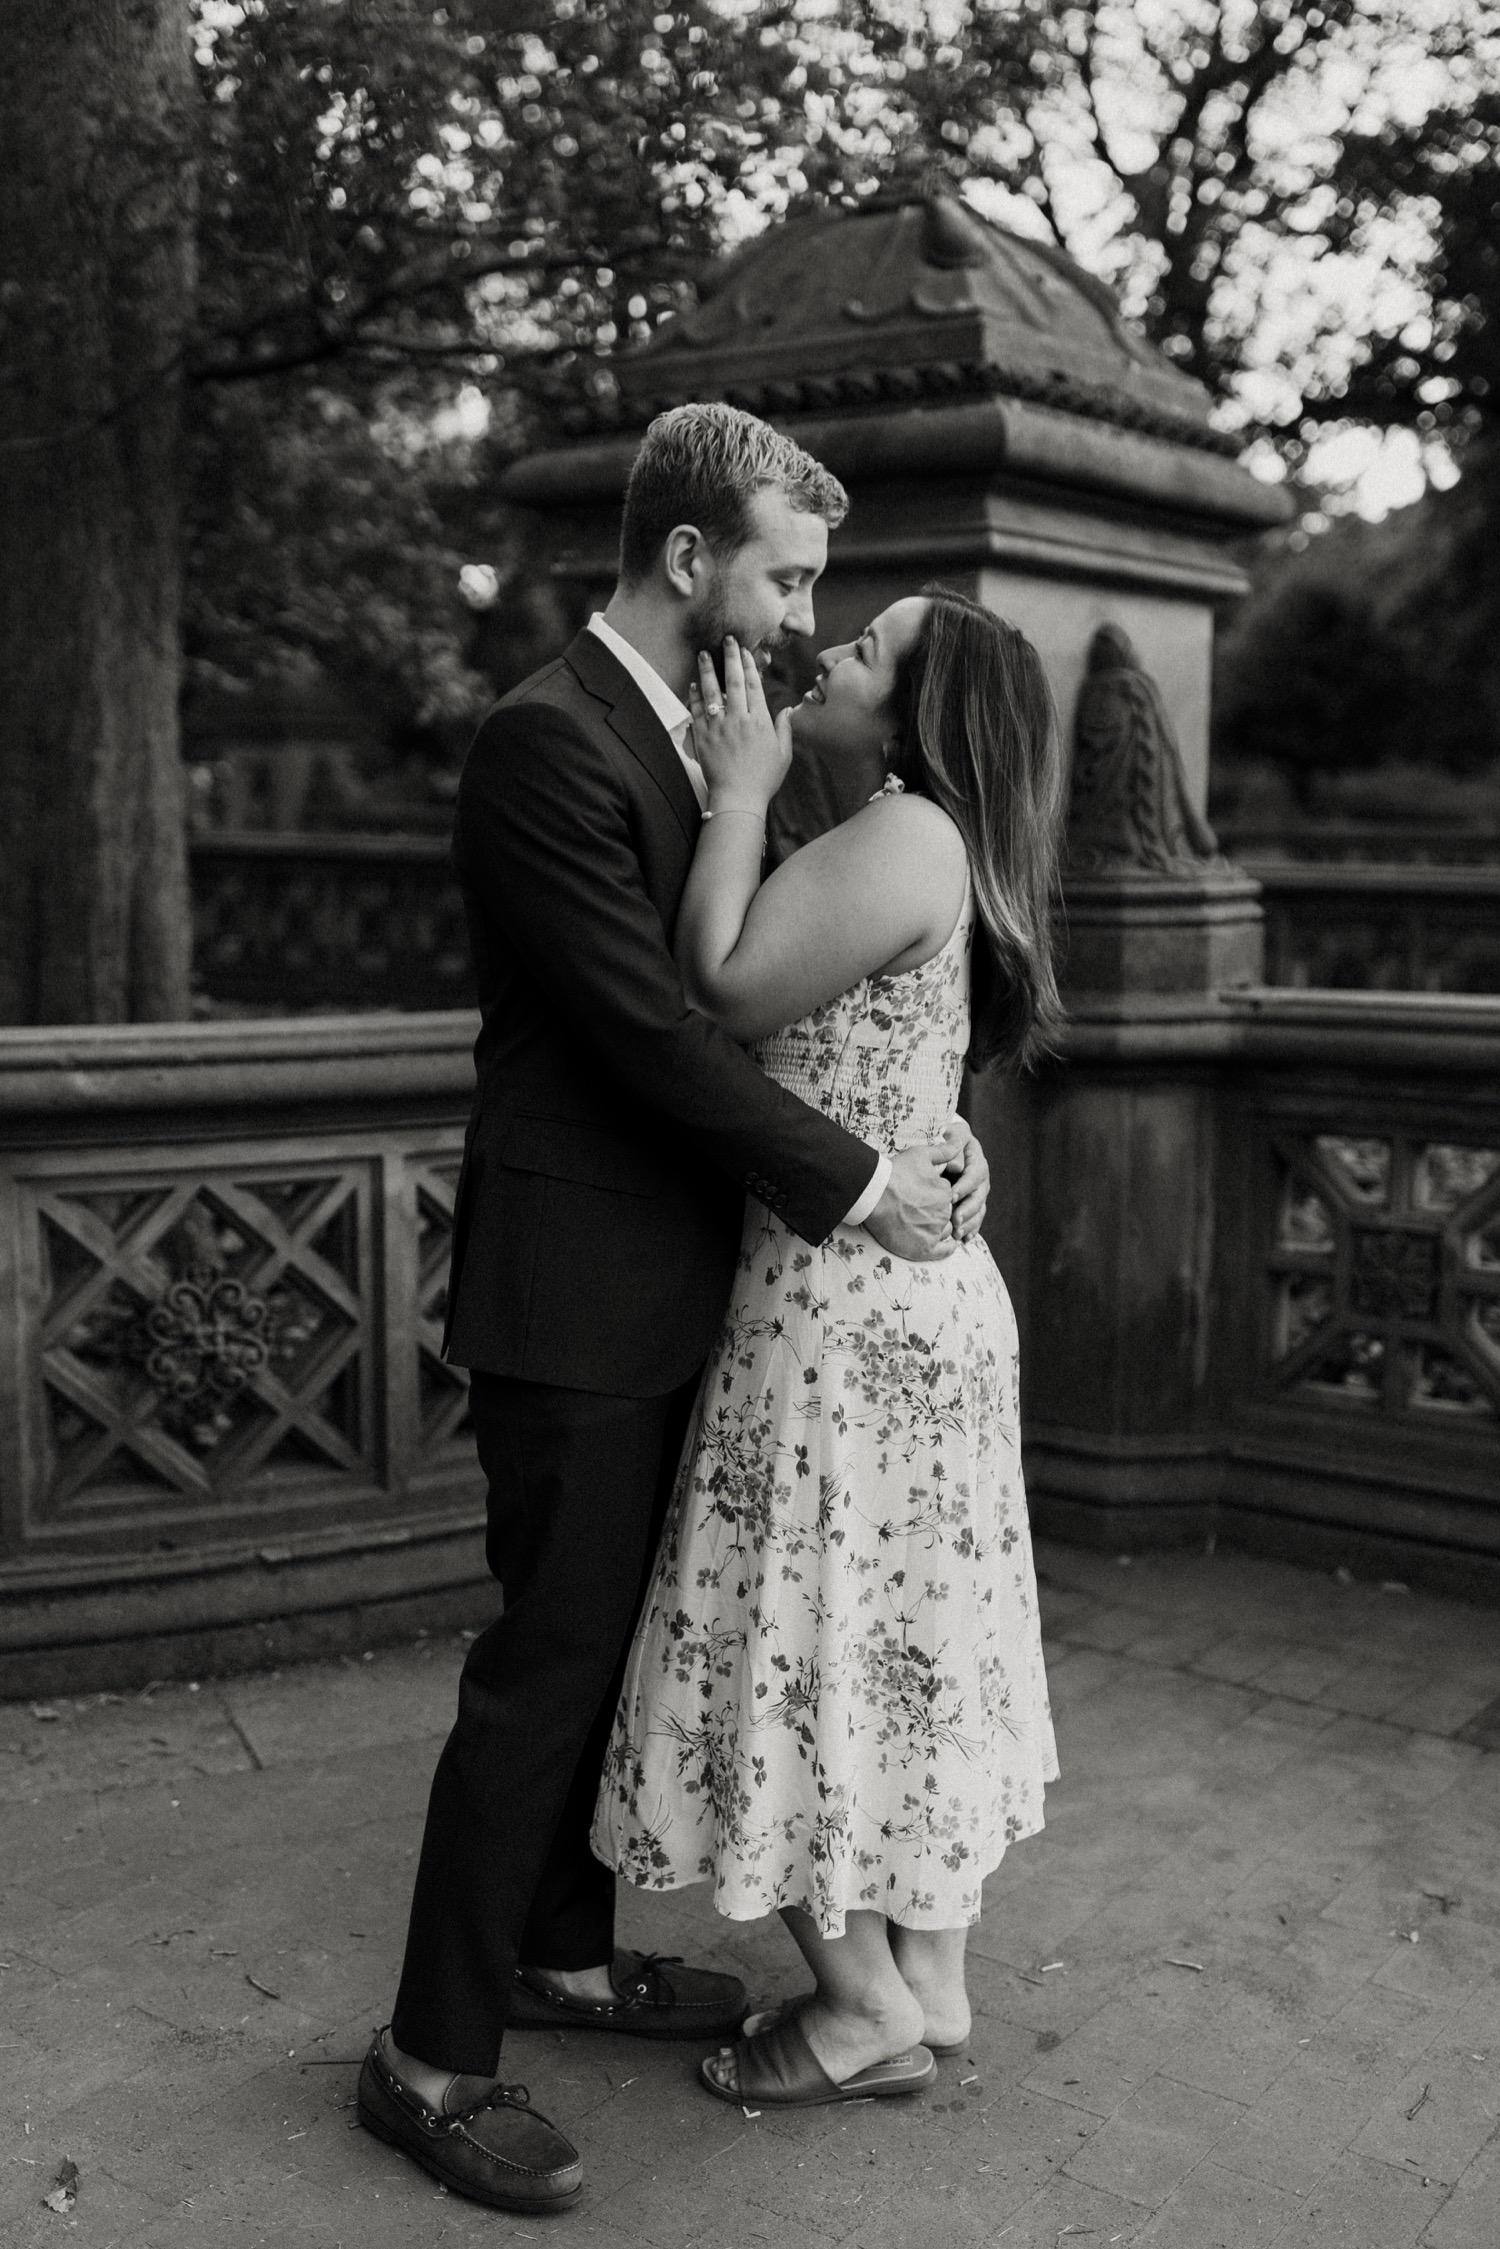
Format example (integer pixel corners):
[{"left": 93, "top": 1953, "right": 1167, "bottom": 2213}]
[{"left": 0, "top": 1, "right": 195, "bottom": 1023}]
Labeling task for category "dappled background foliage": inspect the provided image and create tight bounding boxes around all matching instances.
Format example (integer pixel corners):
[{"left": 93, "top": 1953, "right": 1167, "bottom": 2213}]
[
  {"left": 1215, "top": 446, "right": 1500, "bottom": 813},
  {"left": 179, "top": 1, "right": 1500, "bottom": 795}
]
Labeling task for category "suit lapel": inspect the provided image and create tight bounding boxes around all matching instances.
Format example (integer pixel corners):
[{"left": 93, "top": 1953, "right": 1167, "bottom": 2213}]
[{"left": 564, "top": 629, "right": 701, "bottom": 843}]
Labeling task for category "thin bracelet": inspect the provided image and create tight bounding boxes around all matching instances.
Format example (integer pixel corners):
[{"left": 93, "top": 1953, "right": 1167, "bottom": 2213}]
[{"left": 700, "top": 805, "right": 766, "bottom": 846}]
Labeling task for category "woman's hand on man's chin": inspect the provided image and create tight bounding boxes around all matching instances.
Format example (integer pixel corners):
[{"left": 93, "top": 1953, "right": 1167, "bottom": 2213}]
[{"left": 688, "top": 636, "right": 793, "bottom": 807}]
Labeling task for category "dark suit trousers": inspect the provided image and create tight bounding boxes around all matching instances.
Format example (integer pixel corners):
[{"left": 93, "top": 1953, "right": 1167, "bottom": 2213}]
[{"left": 390, "top": 1369, "right": 700, "bottom": 2075}]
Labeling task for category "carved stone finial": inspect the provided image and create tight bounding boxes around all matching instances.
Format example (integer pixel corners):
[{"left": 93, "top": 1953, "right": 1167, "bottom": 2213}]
[
  {"left": 919, "top": 192, "right": 990, "bottom": 271},
  {"left": 1066, "top": 625, "right": 1223, "bottom": 877}
]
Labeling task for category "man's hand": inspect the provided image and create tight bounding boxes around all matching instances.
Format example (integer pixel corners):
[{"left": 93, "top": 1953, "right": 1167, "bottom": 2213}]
[
  {"left": 940, "top": 1117, "right": 989, "bottom": 1241},
  {"left": 864, "top": 1144, "right": 960, "bottom": 1262}
]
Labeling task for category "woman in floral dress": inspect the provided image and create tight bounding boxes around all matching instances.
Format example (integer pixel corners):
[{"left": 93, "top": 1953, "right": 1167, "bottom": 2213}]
[{"left": 592, "top": 590, "right": 1065, "bottom": 2108}]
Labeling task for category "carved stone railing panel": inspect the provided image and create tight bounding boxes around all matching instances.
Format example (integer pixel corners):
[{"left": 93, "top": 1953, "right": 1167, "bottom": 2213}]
[
  {"left": 1253, "top": 864, "right": 1500, "bottom": 996},
  {"left": 1262, "top": 1124, "right": 1500, "bottom": 1427},
  {"left": 31, "top": 1159, "right": 375, "bottom": 1526},
  {"left": 189, "top": 839, "right": 1500, "bottom": 1019},
  {"left": 10, "top": 1130, "right": 482, "bottom": 1554},
  {"left": 190, "top": 834, "right": 474, "bottom": 1014},
  {"left": 0, "top": 1022, "right": 482, "bottom": 1629},
  {"left": 986, "top": 989, "right": 1500, "bottom": 1597}
]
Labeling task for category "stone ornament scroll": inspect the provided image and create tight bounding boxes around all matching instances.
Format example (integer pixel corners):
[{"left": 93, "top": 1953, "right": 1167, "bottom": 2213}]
[{"left": 1066, "top": 623, "right": 1225, "bottom": 879}]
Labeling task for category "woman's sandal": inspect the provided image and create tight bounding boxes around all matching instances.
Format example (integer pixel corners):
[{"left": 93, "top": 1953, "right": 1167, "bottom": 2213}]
[
  {"left": 700, "top": 2012, "right": 935, "bottom": 2108},
  {"left": 743, "top": 1995, "right": 969, "bottom": 2060}
]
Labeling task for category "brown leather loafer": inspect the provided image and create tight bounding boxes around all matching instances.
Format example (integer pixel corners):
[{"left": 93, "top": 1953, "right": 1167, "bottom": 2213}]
[
  {"left": 509, "top": 1950, "right": 749, "bottom": 2040},
  {"left": 357, "top": 2032, "right": 582, "bottom": 2214}
]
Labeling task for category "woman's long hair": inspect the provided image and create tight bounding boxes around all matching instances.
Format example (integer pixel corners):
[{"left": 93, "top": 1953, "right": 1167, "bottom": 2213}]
[{"left": 887, "top": 589, "right": 1067, "bottom": 1072}]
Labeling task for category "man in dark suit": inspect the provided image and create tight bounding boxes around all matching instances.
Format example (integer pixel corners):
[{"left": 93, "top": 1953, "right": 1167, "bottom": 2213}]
[{"left": 358, "top": 405, "right": 989, "bottom": 2212}]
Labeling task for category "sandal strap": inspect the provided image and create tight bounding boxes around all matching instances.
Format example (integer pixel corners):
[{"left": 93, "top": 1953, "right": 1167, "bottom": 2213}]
[{"left": 722, "top": 2014, "right": 839, "bottom": 2103}]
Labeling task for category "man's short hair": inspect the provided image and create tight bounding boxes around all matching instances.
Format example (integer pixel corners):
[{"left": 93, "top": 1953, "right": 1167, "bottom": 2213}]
[{"left": 617, "top": 403, "right": 848, "bottom": 585}]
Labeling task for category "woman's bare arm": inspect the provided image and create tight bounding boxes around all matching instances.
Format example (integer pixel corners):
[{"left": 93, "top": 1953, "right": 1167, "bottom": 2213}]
[{"left": 676, "top": 643, "right": 967, "bottom": 1040}]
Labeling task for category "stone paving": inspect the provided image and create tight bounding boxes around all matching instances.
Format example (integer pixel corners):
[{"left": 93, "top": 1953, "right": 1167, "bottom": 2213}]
[{"left": 3, "top": 1540, "right": 1498, "bottom": 2249}]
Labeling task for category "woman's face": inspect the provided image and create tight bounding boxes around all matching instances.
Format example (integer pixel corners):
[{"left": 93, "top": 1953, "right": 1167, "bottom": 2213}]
[{"left": 790, "top": 596, "right": 930, "bottom": 762}]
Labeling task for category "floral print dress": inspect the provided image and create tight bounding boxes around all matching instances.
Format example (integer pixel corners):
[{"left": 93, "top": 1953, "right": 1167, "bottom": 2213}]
[{"left": 591, "top": 867, "right": 1058, "bottom": 1938}]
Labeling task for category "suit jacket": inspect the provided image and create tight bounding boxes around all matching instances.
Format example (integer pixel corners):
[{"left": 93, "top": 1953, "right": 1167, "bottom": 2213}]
[{"left": 442, "top": 628, "right": 880, "bottom": 1395}]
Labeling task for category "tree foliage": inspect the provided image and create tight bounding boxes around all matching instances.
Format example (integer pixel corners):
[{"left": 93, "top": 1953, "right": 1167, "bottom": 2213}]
[
  {"left": 178, "top": 1, "right": 1498, "bottom": 760},
  {"left": 1216, "top": 436, "right": 1500, "bottom": 802},
  {"left": 1320, "top": 90, "right": 1500, "bottom": 446},
  {"left": 189, "top": 1, "right": 1491, "bottom": 416}
]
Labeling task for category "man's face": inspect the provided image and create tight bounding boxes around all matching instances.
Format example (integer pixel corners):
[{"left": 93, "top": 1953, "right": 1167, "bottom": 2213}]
[{"left": 689, "top": 486, "right": 829, "bottom": 672}]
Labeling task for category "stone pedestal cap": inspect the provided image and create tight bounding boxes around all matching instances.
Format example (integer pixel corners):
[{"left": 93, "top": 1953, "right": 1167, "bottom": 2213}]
[{"left": 502, "top": 193, "right": 1292, "bottom": 537}]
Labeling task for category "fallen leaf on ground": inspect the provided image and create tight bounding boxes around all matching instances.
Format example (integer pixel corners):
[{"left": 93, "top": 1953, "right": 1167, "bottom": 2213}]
[{"left": 41, "top": 2158, "right": 78, "bottom": 2214}]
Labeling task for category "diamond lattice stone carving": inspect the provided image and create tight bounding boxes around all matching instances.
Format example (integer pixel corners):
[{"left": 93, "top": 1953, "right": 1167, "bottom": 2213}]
[
  {"left": 1265, "top": 1129, "right": 1500, "bottom": 1424},
  {"left": 34, "top": 1168, "right": 372, "bottom": 1520}
]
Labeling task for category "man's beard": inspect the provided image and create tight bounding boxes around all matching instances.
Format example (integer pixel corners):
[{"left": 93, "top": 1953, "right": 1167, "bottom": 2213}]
[
  {"left": 686, "top": 577, "right": 786, "bottom": 674},
  {"left": 686, "top": 579, "right": 728, "bottom": 660}
]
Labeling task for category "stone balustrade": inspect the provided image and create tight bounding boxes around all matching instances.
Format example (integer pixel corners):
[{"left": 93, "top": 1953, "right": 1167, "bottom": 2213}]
[
  {"left": 190, "top": 835, "right": 1500, "bottom": 1012},
  {"left": 977, "top": 986, "right": 1500, "bottom": 1603},
  {"left": 2, "top": 989, "right": 1496, "bottom": 1693},
  {"left": 0, "top": 1014, "right": 487, "bottom": 1696},
  {"left": 1253, "top": 861, "right": 1500, "bottom": 994},
  {"left": 190, "top": 832, "right": 473, "bottom": 1014}
]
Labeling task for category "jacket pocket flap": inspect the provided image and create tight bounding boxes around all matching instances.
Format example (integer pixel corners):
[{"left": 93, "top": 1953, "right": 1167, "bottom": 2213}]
[{"left": 499, "top": 1114, "right": 668, "bottom": 1198}]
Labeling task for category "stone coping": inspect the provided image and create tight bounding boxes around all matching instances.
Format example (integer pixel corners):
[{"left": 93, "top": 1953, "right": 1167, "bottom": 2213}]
[
  {"left": 191, "top": 829, "right": 453, "bottom": 863},
  {"left": 1060, "top": 986, "right": 1500, "bottom": 1071},
  {"left": 186, "top": 835, "right": 1500, "bottom": 901},
  {"left": 0, "top": 992, "right": 1494, "bottom": 1117},
  {"left": 0, "top": 1011, "right": 480, "bottom": 1117},
  {"left": 1248, "top": 860, "right": 1500, "bottom": 899},
  {"left": 502, "top": 393, "right": 1292, "bottom": 532}
]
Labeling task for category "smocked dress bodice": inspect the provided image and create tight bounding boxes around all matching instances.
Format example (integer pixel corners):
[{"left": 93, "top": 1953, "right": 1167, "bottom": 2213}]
[{"left": 750, "top": 884, "right": 973, "bottom": 1158}]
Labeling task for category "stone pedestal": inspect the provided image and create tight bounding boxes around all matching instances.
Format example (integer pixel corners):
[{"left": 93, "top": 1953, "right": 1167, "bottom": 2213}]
[
  {"left": 1062, "top": 871, "right": 1264, "bottom": 996},
  {"left": 974, "top": 1057, "right": 1227, "bottom": 1535},
  {"left": 500, "top": 194, "right": 1291, "bottom": 830},
  {"left": 971, "top": 624, "right": 1265, "bottom": 1545}
]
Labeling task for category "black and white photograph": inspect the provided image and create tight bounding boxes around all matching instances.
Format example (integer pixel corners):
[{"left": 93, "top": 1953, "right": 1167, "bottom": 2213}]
[{"left": 2, "top": 2, "right": 1497, "bottom": 2243}]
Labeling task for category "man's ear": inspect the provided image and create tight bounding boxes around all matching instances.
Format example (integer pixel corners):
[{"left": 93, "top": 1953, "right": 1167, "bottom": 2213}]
[{"left": 662, "top": 524, "right": 710, "bottom": 600}]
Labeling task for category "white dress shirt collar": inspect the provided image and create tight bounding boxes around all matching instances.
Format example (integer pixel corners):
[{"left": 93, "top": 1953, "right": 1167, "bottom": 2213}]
[
  {"left": 586, "top": 613, "right": 691, "bottom": 748},
  {"left": 586, "top": 613, "right": 707, "bottom": 812}
]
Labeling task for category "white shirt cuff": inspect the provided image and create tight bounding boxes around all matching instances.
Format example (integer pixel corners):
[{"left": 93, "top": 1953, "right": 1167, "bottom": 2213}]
[{"left": 843, "top": 1151, "right": 892, "bottom": 1230}]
